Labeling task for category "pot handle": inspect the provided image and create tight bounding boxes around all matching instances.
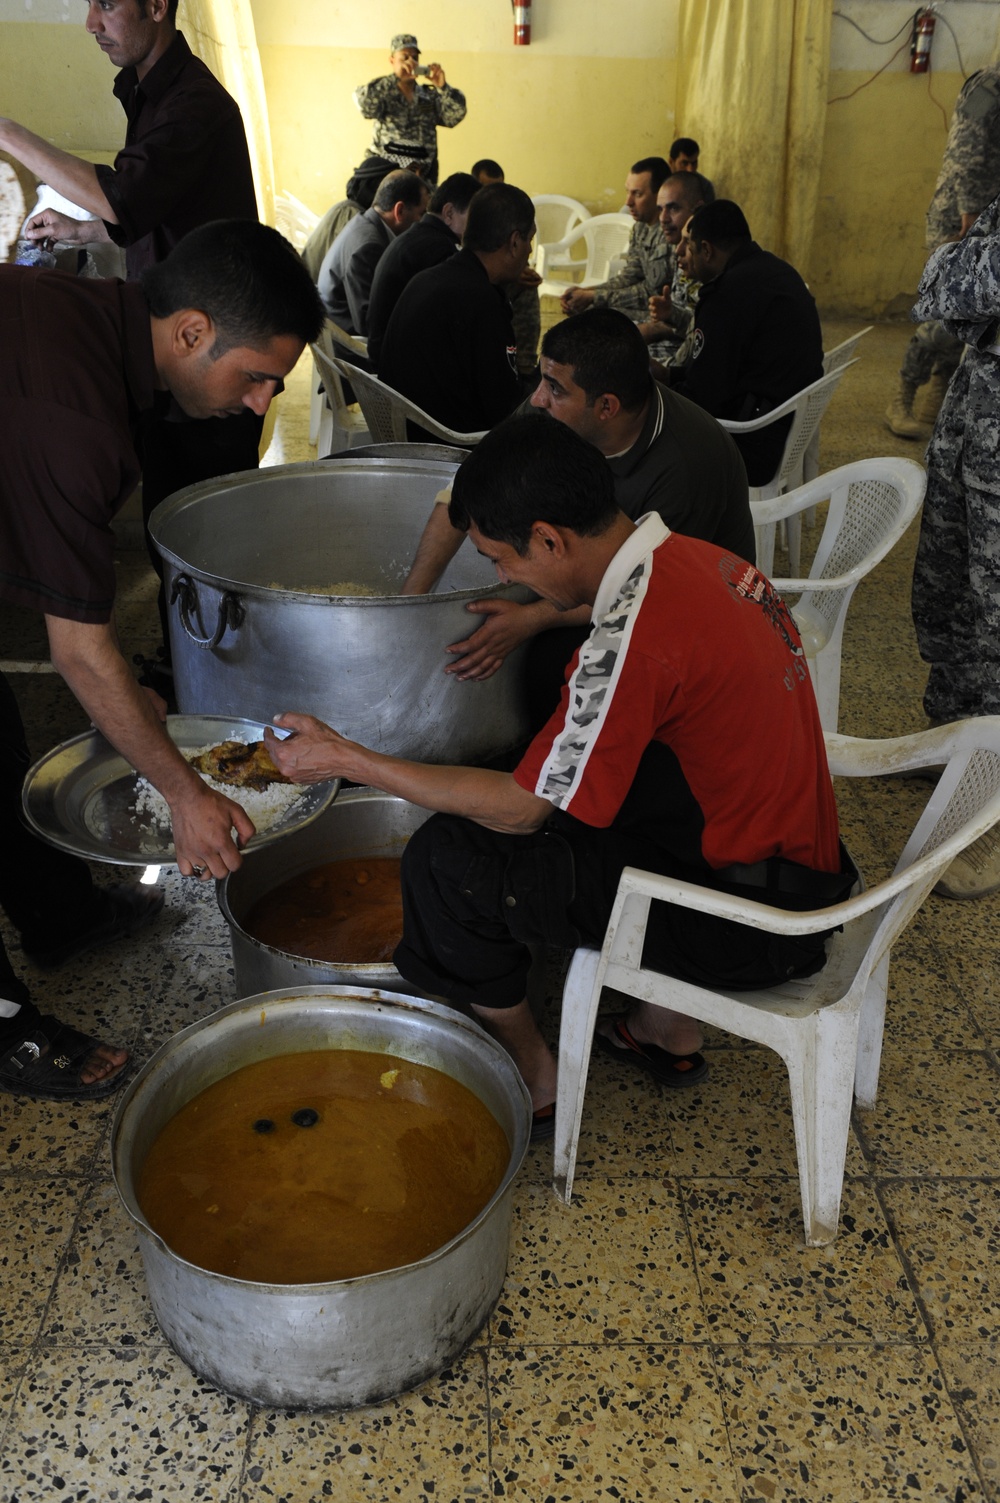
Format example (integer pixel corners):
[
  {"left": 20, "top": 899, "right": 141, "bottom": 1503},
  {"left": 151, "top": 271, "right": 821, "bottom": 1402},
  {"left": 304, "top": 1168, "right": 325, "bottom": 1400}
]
[{"left": 170, "top": 574, "right": 245, "bottom": 650}]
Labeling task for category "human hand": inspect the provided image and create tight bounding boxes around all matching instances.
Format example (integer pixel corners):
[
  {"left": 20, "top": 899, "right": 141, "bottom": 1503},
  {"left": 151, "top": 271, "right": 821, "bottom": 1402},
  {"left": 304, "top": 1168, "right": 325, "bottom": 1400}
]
[
  {"left": 648, "top": 293, "right": 672, "bottom": 323},
  {"left": 425, "top": 62, "right": 446, "bottom": 86},
  {"left": 444, "top": 598, "right": 536, "bottom": 682},
  {"left": 170, "top": 784, "right": 255, "bottom": 880},
  {"left": 519, "top": 265, "right": 542, "bottom": 288},
  {"left": 264, "top": 712, "right": 358, "bottom": 784},
  {"left": 24, "top": 208, "right": 95, "bottom": 246},
  {"left": 560, "top": 286, "right": 594, "bottom": 315}
]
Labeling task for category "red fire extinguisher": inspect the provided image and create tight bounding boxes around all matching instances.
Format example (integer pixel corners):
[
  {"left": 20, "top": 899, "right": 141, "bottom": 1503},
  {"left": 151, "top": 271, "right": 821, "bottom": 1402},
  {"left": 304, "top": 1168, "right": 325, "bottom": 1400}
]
[
  {"left": 910, "top": 7, "right": 936, "bottom": 73},
  {"left": 513, "top": 0, "right": 531, "bottom": 46}
]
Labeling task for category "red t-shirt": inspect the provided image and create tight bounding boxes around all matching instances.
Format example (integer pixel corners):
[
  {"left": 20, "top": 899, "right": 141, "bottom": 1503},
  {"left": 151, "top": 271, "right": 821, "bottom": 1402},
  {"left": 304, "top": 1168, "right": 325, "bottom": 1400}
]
[{"left": 514, "top": 516, "right": 840, "bottom": 873}]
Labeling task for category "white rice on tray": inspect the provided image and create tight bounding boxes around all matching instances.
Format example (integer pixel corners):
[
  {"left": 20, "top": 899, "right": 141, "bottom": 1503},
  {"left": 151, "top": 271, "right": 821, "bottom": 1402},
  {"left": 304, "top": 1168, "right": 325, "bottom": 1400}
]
[{"left": 132, "top": 741, "right": 308, "bottom": 837}]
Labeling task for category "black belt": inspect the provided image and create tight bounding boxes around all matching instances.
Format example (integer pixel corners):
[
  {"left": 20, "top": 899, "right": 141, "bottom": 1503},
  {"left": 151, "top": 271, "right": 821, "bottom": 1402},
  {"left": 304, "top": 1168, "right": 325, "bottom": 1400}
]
[{"left": 716, "top": 841, "right": 858, "bottom": 906}]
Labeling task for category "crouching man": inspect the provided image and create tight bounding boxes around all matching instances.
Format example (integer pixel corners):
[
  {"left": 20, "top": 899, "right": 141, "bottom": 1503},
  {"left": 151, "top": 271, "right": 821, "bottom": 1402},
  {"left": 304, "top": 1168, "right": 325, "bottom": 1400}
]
[{"left": 265, "top": 416, "right": 853, "bottom": 1132}]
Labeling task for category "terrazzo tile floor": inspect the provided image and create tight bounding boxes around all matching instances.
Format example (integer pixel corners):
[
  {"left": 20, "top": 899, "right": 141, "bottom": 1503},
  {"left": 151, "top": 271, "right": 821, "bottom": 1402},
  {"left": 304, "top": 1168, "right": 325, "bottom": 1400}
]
[{"left": 1, "top": 320, "right": 997, "bottom": 1502}]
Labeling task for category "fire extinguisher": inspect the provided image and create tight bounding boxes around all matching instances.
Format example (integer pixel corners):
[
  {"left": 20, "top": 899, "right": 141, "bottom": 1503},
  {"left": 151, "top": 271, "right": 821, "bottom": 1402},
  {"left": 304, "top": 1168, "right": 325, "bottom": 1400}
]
[
  {"left": 910, "top": 6, "right": 936, "bottom": 73},
  {"left": 513, "top": 0, "right": 531, "bottom": 46}
]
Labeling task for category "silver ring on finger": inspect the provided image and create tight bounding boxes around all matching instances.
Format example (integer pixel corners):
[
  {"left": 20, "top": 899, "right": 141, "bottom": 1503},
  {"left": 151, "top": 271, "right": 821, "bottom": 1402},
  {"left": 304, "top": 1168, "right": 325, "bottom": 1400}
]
[{"left": 191, "top": 864, "right": 207, "bottom": 877}]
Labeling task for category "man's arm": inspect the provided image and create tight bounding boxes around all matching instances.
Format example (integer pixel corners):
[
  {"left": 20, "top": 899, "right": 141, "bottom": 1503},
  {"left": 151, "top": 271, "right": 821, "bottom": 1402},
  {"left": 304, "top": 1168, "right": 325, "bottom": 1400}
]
[
  {"left": 0, "top": 119, "right": 116, "bottom": 220},
  {"left": 345, "top": 240, "right": 384, "bottom": 336},
  {"left": 400, "top": 499, "right": 467, "bottom": 594},
  {"left": 45, "top": 615, "right": 255, "bottom": 877},
  {"left": 915, "top": 202, "right": 1000, "bottom": 330},
  {"left": 427, "top": 78, "right": 467, "bottom": 126},
  {"left": 354, "top": 77, "right": 394, "bottom": 120},
  {"left": 265, "top": 713, "right": 550, "bottom": 835},
  {"left": 23, "top": 208, "right": 112, "bottom": 248},
  {"left": 444, "top": 600, "right": 589, "bottom": 681}
]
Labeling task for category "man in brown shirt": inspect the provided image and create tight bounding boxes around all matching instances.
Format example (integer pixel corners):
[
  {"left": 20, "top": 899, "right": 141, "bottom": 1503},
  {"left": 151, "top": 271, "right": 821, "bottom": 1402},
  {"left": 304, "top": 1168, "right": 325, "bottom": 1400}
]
[{"left": 0, "top": 221, "right": 323, "bottom": 1102}]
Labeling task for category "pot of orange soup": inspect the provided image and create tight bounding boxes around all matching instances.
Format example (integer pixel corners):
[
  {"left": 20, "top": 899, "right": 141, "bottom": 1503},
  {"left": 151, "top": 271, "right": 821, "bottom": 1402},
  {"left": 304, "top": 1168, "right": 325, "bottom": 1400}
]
[
  {"left": 111, "top": 986, "right": 531, "bottom": 1410},
  {"left": 218, "top": 789, "right": 432, "bottom": 999}
]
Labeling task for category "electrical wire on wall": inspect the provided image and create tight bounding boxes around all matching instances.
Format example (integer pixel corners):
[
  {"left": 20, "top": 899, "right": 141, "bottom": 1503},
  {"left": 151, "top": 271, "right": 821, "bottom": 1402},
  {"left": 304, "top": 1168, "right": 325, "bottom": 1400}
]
[{"left": 829, "top": 6, "right": 969, "bottom": 123}]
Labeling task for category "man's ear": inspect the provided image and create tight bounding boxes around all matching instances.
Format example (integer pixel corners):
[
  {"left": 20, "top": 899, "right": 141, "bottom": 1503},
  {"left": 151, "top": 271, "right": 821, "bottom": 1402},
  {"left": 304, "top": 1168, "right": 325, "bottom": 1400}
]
[
  {"left": 531, "top": 522, "right": 568, "bottom": 556},
  {"left": 170, "top": 309, "right": 214, "bottom": 357},
  {"left": 594, "top": 392, "right": 622, "bottom": 423},
  {"left": 148, "top": 0, "right": 172, "bottom": 23}
]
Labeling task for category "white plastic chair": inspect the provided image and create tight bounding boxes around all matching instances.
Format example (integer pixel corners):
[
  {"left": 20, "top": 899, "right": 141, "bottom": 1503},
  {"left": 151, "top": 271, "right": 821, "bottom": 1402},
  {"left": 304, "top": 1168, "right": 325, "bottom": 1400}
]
[
  {"left": 802, "top": 327, "right": 873, "bottom": 482},
  {"left": 758, "top": 458, "right": 926, "bottom": 731},
  {"left": 309, "top": 341, "right": 370, "bottom": 457},
  {"left": 721, "top": 362, "right": 858, "bottom": 577},
  {"left": 332, "top": 358, "right": 486, "bottom": 447},
  {"left": 530, "top": 195, "right": 590, "bottom": 274},
  {"left": 535, "top": 213, "right": 633, "bottom": 299},
  {"left": 553, "top": 717, "right": 1000, "bottom": 1246},
  {"left": 274, "top": 190, "right": 319, "bottom": 251},
  {"left": 308, "top": 319, "right": 370, "bottom": 446}
]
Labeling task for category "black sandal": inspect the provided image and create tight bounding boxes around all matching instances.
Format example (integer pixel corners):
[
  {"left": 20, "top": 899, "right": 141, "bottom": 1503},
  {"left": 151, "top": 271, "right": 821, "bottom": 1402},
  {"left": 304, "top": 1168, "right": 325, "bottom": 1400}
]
[
  {"left": 595, "top": 1015, "right": 708, "bottom": 1089},
  {"left": 0, "top": 1016, "right": 130, "bottom": 1101}
]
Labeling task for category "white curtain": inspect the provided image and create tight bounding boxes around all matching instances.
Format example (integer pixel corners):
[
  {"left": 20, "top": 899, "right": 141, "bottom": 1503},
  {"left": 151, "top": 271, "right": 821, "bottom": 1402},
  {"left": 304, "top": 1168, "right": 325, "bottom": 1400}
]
[
  {"left": 180, "top": 0, "right": 275, "bottom": 225},
  {"left": 675, "top": 0, "right": 833, "bottom": 273}
]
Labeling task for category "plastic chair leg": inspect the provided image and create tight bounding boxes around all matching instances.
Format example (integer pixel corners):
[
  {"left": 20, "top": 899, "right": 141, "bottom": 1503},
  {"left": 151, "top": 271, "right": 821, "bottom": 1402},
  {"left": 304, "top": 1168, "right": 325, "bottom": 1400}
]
[
  {"left": 784, "top": 1007, "right": 858, "bottom": 1246},
  {"left": 309, "top": 375, "right": 323, "bottom": 446},
  {"left": 854, "top": 951, "right": 889, "bottom": 1109},
  {"left": 553, "top": 947, "right": 603, "bottom": 1204}
]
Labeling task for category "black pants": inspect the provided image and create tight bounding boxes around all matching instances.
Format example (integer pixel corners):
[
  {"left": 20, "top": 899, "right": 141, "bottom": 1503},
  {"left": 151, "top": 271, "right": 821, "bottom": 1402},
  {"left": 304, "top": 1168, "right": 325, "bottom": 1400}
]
[
  {"left": 394, "top": 794, "right": 848, "bottom": 1012},
  {"left": 139, "top": 404, "right": 264, "bottom": 654},
  {"left": 0, "top": 673, "right": 105, "bottom": 1016}
]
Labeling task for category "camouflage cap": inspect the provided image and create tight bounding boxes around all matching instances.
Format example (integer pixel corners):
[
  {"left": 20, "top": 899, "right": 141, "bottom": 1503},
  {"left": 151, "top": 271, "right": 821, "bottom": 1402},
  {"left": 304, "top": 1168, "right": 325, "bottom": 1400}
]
[{"left": 390, "top": 34, "right": 420, "bottom": 53}]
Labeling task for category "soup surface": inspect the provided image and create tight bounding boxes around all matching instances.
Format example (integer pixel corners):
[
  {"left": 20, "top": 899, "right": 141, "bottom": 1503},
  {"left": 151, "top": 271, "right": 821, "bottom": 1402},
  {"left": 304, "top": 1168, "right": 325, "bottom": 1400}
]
[
  {"left": 136, "top": 1048, "right": 510, "bottom": 1283},
  {"left": 246, "top": 857, "right": 403, "bottom": 963}
]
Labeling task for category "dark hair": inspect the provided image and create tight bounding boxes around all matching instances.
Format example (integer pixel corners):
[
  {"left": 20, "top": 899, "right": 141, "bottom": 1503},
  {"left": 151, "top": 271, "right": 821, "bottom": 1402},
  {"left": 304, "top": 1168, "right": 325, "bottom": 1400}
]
[
  {"left": 462, "top": 182, "right": 535, "bottom": 253},
  {"left": 429, "top": 172, "right": 482, "bottom": 215},
  {"left": 631, "top": 156, "right": 670, "bottom": 193},
  {"left": 345, "top": 155, "right": 395, "bottom": 210},
  {"left": 541, "top": 309, "right": 649, "bottom": 414},
  {"left": 449, "top": 414, "right": 618, "bottom": 553},
  {"left": 142, "top": 220, "right": 325, "bottom": 351},
  {"left": 662, "top": 170, "right": 712, "bottom": 209},
  {"left": 373, "top": 170, "right": 428, "bottom": 213},
  {"left": 471, "top": 158, "right": 504, "bottom": 181},
  {"left": 670, "top": 137, "right": 700, "bottom": 159},
  {"left": 687, "top": 199, "right": 751, "bottom": 253}
]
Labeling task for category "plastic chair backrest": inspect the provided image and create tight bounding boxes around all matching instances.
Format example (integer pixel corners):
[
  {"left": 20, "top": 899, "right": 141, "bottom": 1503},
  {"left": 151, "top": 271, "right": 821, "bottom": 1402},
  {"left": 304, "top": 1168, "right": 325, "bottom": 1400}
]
[
  {"left": 823, "top": 327, "right": 873, "bottom": 375},
  {"left": 331, "top": 359, "right": 486, "bottom": 447},
  {"left": 274, "top": 190, "right": 319, "bottom": 251},
  {"left": 531, "top": 194, "right": 590, "bottom": 249}
]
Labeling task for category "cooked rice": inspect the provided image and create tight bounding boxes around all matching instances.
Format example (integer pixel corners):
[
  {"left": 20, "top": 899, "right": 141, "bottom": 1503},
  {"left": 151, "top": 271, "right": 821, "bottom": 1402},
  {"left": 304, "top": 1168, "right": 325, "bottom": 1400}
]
[{"left": 132, "top": 741, "right": 307, "bottom": 837}]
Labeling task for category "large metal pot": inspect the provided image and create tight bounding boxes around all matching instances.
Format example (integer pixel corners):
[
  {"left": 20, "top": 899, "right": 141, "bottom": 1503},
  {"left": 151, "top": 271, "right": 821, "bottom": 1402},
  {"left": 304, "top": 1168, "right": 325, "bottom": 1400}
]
[
  {"left": 219, "top": 788, "right": 430, "bottom": 998},
  {"left": 147, "top": 449, "right": 531, "bottom": 764},
  {"left": 112, "top": 987, "right": 530, "bottom": 1410}
]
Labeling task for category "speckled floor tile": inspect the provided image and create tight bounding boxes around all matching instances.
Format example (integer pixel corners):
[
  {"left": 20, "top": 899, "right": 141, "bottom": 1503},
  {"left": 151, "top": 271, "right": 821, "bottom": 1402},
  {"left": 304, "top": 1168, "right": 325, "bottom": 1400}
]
[
  {"left": 14, "top": 942, "right": 169, "bottom": 1051},
  {"left": 0, "top": 1347, "right": 249, "bottom": 1502},
  {"left": 490, "top": 1174, "right": 705, "bottom": 1345},
  {"left": 156, "top": 869, "right": 235, "bottom": 950},
  {"left": 662, "top": 1048, "right": 869, "bottom": 1179},
  {"left": 880, "top": 1180, "right": 1000, "bottom": 1347},
  {"left": 937, "top": 944, "right": 1000, "bottom": 1051},
  {"left": 488, "top": 1344, "right": 737, "bottom": 1502},
  {"left": 0, "top": 1179, "right": 84, "bottom": 1344},
  {"left": 138, "top": 945, "right": 236, "bottom": 1054},
  {"left": 853, "top": 1048, "right": 1000, "bottom": 1176},
  {"left": 241, "top": 1350, "right": 489, "bottom": 1503},
  {"left": 716, "top": 1343, "right": 981, "bottom": 1502},
  {"left": 0, "top": 1090, "right": 114, "bottom": 1175},
  {"left": 42, "top": 1180, "right": 160, "bottom": 1349},
  {"left": 684, "top": 1178, "right": 923, "bottom": 1343},
  {"left": 938, "top": 1344, "right": 1000, "bottom": 1501},
  {"left": 880, "top": 950, "right": 978, "bottom": 1052}
]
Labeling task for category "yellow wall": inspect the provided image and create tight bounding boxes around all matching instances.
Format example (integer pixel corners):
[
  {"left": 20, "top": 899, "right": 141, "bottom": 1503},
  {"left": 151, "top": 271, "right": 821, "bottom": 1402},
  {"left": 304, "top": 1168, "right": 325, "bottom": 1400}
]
[{"left": 809, "top": 68, "right": 963, "bottom": 315}]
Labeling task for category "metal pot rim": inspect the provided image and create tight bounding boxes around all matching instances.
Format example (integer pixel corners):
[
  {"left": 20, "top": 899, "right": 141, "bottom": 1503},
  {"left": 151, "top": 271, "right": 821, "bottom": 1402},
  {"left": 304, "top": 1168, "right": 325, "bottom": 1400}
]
[{"left": 112, "top": 986, "right": 531, "bottom": 1292}]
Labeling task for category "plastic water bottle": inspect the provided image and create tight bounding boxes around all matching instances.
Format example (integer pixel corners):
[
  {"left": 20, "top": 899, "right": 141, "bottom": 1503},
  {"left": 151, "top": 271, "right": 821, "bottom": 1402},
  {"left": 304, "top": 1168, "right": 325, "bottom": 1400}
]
[{"left": 14, "top": 238, "right": 57, "bottom": 269}]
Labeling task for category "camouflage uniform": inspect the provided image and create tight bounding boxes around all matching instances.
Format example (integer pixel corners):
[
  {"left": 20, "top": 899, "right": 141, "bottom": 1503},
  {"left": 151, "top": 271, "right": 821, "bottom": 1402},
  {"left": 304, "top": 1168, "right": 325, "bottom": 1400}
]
[
  {"left": 591, "top": 219, "right": 671, "bottom": 322},
  {"left": 910, "top": 192, "right": 1000, "bottom": 718},
  {"left": 508, "top": 280, "right": 541, "bottom": 376},
  {"left": 353, "top": 75, "right": 466, "bottom": 185},
  {"left": 901, "top": 66, "right": 1000, "bottom": 390}
]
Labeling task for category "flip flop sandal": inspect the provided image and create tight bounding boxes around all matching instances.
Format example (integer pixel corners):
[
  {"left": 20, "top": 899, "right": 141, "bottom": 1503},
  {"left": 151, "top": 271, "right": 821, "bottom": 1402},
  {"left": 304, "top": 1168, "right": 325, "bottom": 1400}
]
[
  {"left": 530, "top": 1102, "right": 556, "bottom": 1142},
  {"left": 0, "top": 1015, "right": 130, "bottom": 1102},
  {"left": 594, "top": 1015, "right": 708, "bottom": 1089}
]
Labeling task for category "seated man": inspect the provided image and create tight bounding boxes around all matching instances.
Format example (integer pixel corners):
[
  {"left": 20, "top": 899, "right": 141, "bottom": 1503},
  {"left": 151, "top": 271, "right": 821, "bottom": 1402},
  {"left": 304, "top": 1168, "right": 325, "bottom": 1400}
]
[
  {"left": 669, "top": 136, "right": 715, "bottom": 201},
  {"left": 366, "top": 171, "right": 481, "bottom": 365},
  {"left": 471, "top": 157, "right": 542, "bottom": 377},
  {"left": 377, "top": 181, "right": 534, "bottom": 437},
  {"left": 265, "top": 416, "right": 851, "bottom": 1123},
  {"left": 560, "top": 156, "right": 671, "bottom": 334},
  {"left": 316, "top": 169, "right": 428, "bottom": 334},
  {"left": 401, "top": 309, "right": 753, "bottom": 708},
  {"left": 663, "top": 200, "right": 823, "bottom": 486},
  {"left": 643, "top": 170, "right": 712, "bottom": 360},
  {"left": 301, "top": 155, "right": 395, "bottom": 281}
]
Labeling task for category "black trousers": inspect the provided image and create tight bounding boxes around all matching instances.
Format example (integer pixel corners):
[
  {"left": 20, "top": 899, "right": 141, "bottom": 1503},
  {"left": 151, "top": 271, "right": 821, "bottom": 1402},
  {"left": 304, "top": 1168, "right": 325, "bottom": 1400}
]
[
  {"left": 0, "top": 673, "right": 104, "bottom": 1013},
  {"left": 394, "top": 774, "right": 848, "bottom": 1013}
]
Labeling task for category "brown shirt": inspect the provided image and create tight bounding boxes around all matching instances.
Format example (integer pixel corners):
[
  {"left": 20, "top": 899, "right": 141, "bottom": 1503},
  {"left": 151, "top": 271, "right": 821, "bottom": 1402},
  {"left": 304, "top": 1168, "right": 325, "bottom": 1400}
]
[
  {"left": 0, "top": 268, "right": 156, "bottom": 623},
  {"left": 95, "top": 32, "right": 257, "bottom": 279}
]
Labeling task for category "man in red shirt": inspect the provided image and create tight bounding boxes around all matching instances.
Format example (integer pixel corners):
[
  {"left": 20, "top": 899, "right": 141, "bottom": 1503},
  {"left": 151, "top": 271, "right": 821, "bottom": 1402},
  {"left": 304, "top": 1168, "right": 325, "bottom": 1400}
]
[{"left": 266, "top": 416, "right": 852, "bottom": 1135}]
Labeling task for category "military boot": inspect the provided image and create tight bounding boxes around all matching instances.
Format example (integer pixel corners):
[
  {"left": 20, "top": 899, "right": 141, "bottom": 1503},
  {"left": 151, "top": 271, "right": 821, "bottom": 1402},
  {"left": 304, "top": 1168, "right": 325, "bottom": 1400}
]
[
  {"left": 884, "top": 378, "right": 927, "bottom": 439},
  {"left": 913, "top": 369, "right": 951, "bottom": 427}
]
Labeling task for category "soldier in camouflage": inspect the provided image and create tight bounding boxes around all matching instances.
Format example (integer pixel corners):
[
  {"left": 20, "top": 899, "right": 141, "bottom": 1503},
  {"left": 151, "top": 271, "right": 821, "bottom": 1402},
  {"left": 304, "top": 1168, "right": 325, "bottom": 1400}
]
[
  {"left": 909, "top": 190, "right": 1000, "bottom": 898},
  {"left": 646, "top": 171, "right": 712, "bottom": 369},
  {"left": 354, "top": 34, "right": 466, "bottom": 187},
  {"left": 887, "top": 65, "right": 1000, "bottom": 438},
  {"left": 560, "top": 157, "right": 671, "bottom": 327}
]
